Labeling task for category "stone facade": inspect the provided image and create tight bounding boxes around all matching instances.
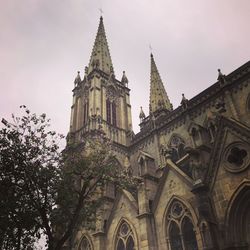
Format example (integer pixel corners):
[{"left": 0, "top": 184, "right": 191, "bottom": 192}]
[{"left": 68, "top": 17, "right": 250, "bottom": 250}]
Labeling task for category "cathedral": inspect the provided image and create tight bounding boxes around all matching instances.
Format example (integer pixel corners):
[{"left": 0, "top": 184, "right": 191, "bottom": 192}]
[{"left": 67, "top": 16, "right": 250, "bottom": 250}]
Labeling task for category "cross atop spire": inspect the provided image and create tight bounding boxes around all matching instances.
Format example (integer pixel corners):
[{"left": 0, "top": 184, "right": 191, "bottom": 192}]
[
  {"left": 87, "top": 16, "right": 114, "bottom": 75},
  {"left": 149, "top": 53, "right": 172, "bottom": 114},
  {"left": 99, "top": 8, "right": 103, "bottom": 17}
]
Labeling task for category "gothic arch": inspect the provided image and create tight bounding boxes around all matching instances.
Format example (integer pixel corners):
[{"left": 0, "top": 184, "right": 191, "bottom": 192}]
[
  {"left": 163, "top": 196, "right": 200, "bottom": 250},
  {"left": 112, "top": 217, "right": 138, "bottom": 250},
  {"left": 225, "top": 180, "right": 250, "bottom": 248},
  {"left": 78, "top": 234, "right": 93, "bottom": 250}
]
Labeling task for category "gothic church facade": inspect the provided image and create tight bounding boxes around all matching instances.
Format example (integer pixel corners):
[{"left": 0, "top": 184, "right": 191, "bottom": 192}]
[{"left": 67, "top": 17, "right": 250, "bottom": 250}]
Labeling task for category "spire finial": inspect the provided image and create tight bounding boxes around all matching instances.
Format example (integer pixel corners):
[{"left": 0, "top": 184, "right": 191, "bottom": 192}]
[
  {"left": 149, "top": 44, "right": 153, "bottom": 53},
  {"left": 149, "top": 44, "right": 154, "bottom": 58}
]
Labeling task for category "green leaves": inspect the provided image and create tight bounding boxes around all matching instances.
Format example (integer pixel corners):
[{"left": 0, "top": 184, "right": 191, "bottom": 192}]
[
  {"left": 0, "top": 106, "right": 137, "bottom": 250},
  {"left": 0, "top": 106, "right": 63, "bottom": 249}
]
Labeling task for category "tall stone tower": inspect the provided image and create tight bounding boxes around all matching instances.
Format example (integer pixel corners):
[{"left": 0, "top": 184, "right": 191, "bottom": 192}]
[{"left": 68, "top": 16, "right": 132, "bottom": 146}]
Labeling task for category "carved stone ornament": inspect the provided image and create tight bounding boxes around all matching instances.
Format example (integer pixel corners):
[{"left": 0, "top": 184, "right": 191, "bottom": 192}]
[
  {"left": 223, "top": 142, "right": 250, "bottom": 173},
  {"left": 167, "top": 200, "right": 190, "bottom": 222}
]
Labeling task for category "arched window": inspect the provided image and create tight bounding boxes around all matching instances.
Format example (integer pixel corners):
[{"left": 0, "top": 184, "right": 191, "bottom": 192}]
[
  {"left": 107, "top": 99, "right": 111, "bottom": 124},
  {"left": 79, "top": 236, "right": 92, "bottom": 250},
  {"left": 116, "top": 221, "right": 135, "bottom": 250},
  {"left": 166, "top": 200, "right": 198, "bottom": 250},
  {"left": 106, "top": 99, "right": 117, "bottom": 126}
]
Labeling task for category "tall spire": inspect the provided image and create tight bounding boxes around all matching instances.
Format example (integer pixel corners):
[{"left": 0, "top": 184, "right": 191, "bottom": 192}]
[
  {"left": 149, "top": 53, "right": 172, "bottom": 114},
  {"left": 88, "top": 16, "right": 114, "bottom": 75}
]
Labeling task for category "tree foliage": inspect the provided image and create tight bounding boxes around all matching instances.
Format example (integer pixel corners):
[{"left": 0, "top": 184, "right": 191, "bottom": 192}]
[{"left": 0, "top": 106, "right": 136, "bottom": 250}]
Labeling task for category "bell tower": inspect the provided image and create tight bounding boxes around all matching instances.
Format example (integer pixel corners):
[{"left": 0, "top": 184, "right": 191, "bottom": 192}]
[{"left": 68, "top": 16, "right": 133, "bottom": 146}]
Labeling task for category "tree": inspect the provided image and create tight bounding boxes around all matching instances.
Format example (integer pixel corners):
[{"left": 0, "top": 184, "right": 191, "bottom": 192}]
[{"left": 0, "top": 106, "right": 136, "bottom": 250}]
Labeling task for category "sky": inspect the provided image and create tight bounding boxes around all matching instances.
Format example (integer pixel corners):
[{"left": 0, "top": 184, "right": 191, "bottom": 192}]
[{"left": 1, "top": 0, "right": 250, "bottom": 147}]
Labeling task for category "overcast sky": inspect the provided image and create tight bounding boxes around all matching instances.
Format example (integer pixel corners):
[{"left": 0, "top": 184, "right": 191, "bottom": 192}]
[{"left": 1, "top": 0, "right": 250, "bottom": 146}]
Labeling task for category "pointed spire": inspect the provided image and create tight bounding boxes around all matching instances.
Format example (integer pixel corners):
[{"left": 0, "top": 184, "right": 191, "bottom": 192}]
[
  {"left": 88, "top": 16, "right": 114, "bottom": 75},
  {"left": 149, "top": 53, "right": 172, "bottom": 114}
]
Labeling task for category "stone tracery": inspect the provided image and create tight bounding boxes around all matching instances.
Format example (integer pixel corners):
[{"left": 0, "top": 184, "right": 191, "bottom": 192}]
[
  {"left": 166, "top": 200, "right": 198, "bottom": 250},
  {"left": 115, "top": 221, "right": 136, "bottom": 250}
]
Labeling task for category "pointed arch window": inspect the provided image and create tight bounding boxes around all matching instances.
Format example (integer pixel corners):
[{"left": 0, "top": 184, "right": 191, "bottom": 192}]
[
  {"left": 78, "top": 236, "right": 92, "bottom": 250},
  {"left": 166, "top": 200, "right": 198, "bottom": 250},
  {"left": 106, "top": 99, "right": 111, "bottom": 124},
  {"left": 116, "top": 221, "right": 135, "bottom": 250},
  {"left": 106, "top": 99, "right": 117, "bottom": 126}
]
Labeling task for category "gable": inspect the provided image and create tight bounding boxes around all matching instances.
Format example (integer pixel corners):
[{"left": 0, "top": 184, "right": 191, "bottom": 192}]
[
  {"left": 153, "top": 166, "right": 194, "bottom": 215},
  {"left": 105, "top": 189, "right": 138, "bottom": 233}
]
